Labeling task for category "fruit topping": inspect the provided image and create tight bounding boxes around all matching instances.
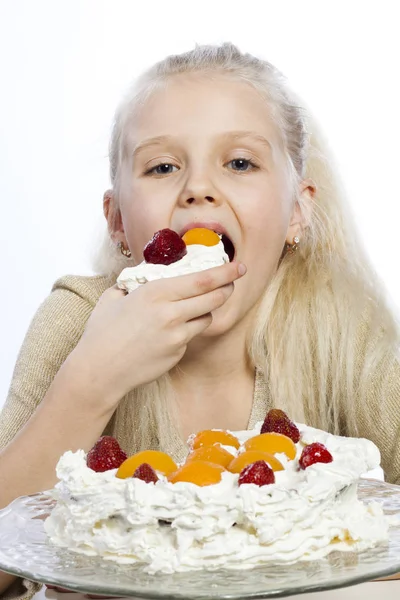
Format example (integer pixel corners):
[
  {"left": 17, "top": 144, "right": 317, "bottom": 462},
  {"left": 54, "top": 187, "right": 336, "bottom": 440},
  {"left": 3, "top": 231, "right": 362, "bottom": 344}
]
[
  {"left": 261, "top": 408, "right": 300, "bottom": 443},
  {"left": 182, "top": 228, "right": 221, "bottom": 247},
  {"left": 116, "top": 450, "right": 177, "bottom": 479},
  {"left": 186, "top": 444, "right": 234, "bottom": 468},
  {"left": 168, "top": 460, "right": 225, "bottom": 486},
  {"left": 227, "top": 450, "right": 284, "bottom": 473},
  {"left": 299, "top": 443, "right": 333, "bottom": 469},
  {"left": 244, "top": 432, "right": 297, "bottom": 460},
  {"left": 191, "top": 429, "right": 240, "bottom": 450},
  {"left": 238, "top": 460, "right": 275, "bottom": 486},
  {"left": 143, "top": 228, "right": 187, "bottom": 265},
  {"left": 86, "top": 436, "right": 127, "bottom": 473},
  {"left": 133, "top": 463, "right": 159, "bottom": 483}
]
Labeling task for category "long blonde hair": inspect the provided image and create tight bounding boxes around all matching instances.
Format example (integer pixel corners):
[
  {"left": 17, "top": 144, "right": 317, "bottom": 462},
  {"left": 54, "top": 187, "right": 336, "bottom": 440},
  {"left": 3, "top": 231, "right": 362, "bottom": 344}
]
[{"left": 91, "top": 43, "right": 399, "bottom": 450}]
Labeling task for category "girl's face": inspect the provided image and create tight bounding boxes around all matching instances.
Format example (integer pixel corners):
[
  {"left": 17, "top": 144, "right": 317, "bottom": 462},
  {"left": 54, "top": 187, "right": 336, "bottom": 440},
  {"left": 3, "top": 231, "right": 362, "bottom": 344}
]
[{"left": 109, "top": 74, "right": 313, "bottom": 336}]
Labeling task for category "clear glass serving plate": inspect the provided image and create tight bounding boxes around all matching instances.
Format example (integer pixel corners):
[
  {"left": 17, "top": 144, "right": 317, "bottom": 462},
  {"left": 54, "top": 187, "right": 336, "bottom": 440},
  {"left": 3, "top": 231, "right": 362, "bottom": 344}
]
[{"left": 0, "top": 479, "right": 399, "bottom": 599}]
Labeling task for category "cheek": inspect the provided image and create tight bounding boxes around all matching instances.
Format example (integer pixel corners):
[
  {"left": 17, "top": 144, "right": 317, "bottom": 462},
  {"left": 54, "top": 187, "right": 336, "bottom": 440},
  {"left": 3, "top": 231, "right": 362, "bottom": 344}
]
[
  {"left": 120, "top": 187, "right": 170, "bottom": 263},
  {"left": 241, "top": 190, "right": 292, "bottom": 264}
]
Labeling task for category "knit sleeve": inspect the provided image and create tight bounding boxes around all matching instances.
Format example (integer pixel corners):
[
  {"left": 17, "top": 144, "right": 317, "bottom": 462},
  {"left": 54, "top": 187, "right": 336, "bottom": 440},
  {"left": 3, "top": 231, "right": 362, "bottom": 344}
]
[
  {"left": 0, "top": 281, "right": 94, "bottom": 450},
  {"left": 344, "top": 312, "right": 400, "bottom": 486},
  {"left": 1, "top": 577, "right": 42, "bottom": 600},
  {"left": 0, "top": 276, "right": 112, "bottom": 600},
  {"left": 354, "top": 352, "right": 400, "bottom": 486}
]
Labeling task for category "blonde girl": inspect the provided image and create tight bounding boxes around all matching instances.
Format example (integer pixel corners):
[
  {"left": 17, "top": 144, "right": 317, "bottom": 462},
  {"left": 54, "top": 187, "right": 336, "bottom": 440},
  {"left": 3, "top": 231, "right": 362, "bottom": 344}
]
[{"left": 1, "top": 42, "right": 399, "bottom": 598}]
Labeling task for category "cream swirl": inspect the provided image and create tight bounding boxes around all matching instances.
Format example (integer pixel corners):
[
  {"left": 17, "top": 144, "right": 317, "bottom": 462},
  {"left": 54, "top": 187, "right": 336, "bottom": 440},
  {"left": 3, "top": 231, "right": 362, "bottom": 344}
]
[
  {"left": 117, "top": 242, "right": 228, "bottom": 293},
  {"left": 44, "top": 423, "right": 390, "bottom": 573}
]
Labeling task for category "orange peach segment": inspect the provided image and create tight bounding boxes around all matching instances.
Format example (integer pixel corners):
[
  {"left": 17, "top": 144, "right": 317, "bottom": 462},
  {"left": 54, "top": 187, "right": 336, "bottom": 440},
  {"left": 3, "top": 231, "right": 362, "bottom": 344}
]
[
  {"left": 116, "top": 450, "right": 177, "bottom": 479},
  {"left": 243, "top": 433, "right": 297, "bottom": 460},
  {"left": 186, "top": 444, "right": 234, "bottom": 468},
  {"left": 191, "top": 430, "right": 240, "bottom": 450},
  {"left": 168, "top": 461, "right": 225, "bottom": 486},
  {"left": 227, "top": 450, "right": 284, "bottom": 474},
  {"left": 182, "top": 228, "right": 220, "bottom": 247}
]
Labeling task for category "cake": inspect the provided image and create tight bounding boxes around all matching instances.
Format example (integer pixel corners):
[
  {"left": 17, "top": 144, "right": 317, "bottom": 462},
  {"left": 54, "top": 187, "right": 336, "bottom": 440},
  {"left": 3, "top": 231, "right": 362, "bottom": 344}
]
[
  {"left": 117, "top": 227, "right": 229, "bottom": 293},
  {"left": 44, "top": 409, "right": 390, "bottom": 573}
]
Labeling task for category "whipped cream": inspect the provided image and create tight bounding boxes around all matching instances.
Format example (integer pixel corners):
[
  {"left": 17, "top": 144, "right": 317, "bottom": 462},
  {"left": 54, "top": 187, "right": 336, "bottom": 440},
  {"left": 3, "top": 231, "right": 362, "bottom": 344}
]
[
  {"left": 117, "top": 242, "right": 228, "bottom": 293},
  {"left": 44, "top": 423, "right": 390, "bottom": 573}
]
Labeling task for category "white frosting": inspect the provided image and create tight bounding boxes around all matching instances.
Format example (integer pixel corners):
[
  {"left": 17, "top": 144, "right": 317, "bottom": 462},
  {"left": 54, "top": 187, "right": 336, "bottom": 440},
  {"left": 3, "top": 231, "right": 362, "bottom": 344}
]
[
  {"left": 44, "top": 423, "right": 390, "bottom": 573},
  {"left": 117, "top": 242, "right": 228, "bottom": 293}
]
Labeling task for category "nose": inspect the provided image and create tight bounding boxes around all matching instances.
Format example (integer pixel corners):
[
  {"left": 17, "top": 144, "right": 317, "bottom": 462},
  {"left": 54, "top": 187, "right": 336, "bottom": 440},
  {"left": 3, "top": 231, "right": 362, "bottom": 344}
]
[{"left": 177, "top": 169, "right": 222, "bottom": 207}]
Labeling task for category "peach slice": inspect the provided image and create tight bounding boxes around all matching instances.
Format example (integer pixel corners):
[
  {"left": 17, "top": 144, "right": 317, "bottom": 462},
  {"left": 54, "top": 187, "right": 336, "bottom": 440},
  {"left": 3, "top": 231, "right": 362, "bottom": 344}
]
[
  {"left": 182, "top": 228, "right": 220, "bottom": 247},
  {"left": 227, "top": 450, "right": 284, "bottom": 474},
  {"left": 116, "top": 450, "right": 177, "bottom": 479},
  {"left": 191, "top": 429, "right": 240, "bottom": 450},
  {"left": 168, "top": 460, "right": 225, "bottom": 486},
  {"left": 186, "top": 444, "right": 234, "bottom": 468},
  {"left": 243, "top": 433, "right": 297, "bottom": 460}
]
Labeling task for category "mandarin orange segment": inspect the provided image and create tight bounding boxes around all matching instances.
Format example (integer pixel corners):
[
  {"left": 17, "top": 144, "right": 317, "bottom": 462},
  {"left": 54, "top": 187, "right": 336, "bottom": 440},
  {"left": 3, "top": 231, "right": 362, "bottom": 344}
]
[
  {"left": 191, "top": 430, "right": 240, "bottom": 451},
  {"left": 227, "top": 450, "right": 284, "bottom": 474},
  {"left": 116, "top": 450, "right": 178, "bottom": 479},
  {"left": 182, "top": 228, "right": 221, "bottom": 247},
  {"left": 168, "top": 460, "right": 225, "bottom": 486},
  {"left": 243, "top": 432, "right": 297, "bottom": 461},
  {"left": 186, "top": 444, "right": 234, "bottom": 468}
]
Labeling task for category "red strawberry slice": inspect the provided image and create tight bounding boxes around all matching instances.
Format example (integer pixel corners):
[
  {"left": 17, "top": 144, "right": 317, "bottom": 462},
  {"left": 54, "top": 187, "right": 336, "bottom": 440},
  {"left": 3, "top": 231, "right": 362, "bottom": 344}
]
[
  {"left": 86, "top": 436, "right": 127, "bottom": 472},
  {"left": 261, "top": 408, "right": 300, "bottom": 443},
  {"left": 299, "top": 442, "right": 333, "bottom": 469},
  {"left": 238, "top": 460, "right": 275, "bottom": 486},
  {"left": 143, "top": 229, "right": 187, "bottom": 265},
  {"left": 133, "top": 463, "right": 159, "bottom": 483}
]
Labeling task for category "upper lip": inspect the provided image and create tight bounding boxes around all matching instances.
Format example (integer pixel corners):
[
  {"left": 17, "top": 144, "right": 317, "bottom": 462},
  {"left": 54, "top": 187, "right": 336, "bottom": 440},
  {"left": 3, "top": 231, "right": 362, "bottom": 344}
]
[{"left": 179, "top": 221, "right": 231, "bottom": 239}]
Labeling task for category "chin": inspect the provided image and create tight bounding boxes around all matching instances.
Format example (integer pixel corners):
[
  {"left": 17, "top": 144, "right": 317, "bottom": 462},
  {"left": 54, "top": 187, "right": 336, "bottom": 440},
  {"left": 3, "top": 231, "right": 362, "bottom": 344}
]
[{"left": 197, "top": 306, "right": 246, "bottom": 338}]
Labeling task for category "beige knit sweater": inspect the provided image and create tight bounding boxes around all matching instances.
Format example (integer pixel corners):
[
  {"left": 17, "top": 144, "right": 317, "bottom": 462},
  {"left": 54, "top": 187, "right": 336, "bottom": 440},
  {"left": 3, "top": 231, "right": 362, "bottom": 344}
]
[{"left": 1, "top": 273, "right": 400, "bottom": 599}]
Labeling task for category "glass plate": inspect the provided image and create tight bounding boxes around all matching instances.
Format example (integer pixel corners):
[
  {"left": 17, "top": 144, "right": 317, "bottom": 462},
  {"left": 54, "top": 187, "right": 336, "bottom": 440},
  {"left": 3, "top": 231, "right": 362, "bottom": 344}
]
[{"left": 0, "top": 479, "right": 400, "bottom": 599}]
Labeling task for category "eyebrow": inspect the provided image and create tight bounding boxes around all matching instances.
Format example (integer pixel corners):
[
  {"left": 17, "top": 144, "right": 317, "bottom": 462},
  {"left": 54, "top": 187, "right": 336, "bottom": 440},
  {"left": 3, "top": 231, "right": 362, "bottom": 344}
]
[{"left": 132, "top": 130, "right": 272, "bottom": 157}]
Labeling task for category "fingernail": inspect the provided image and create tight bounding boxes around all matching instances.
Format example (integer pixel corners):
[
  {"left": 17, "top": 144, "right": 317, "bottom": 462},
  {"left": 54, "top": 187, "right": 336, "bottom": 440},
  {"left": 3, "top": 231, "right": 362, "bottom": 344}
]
[{"left": 238, "top": 263, "right": 247, "bottom": 276}]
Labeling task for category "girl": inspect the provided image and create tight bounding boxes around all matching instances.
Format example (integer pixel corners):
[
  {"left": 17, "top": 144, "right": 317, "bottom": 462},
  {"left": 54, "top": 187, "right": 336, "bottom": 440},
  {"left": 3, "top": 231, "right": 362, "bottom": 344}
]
[{"left": 1, "top": 43, "right": 399, "bottom": 598}]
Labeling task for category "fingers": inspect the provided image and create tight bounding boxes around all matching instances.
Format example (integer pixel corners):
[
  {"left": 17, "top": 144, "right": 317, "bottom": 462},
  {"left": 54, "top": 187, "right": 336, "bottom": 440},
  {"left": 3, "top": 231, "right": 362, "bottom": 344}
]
[
  {"left": 110, "top": 283, "right": 128, "bottom": 296},
  {"left": 179, "top": 282, "right": 234, "bottom": 321},
  {"left": 163, "top": 261, "right": 247, "bottom": 301},
  {"left": 98, "top": 285, "right": 128, "bottom": 304},
  {"left": 185, "top": 313, "right": 213, "bottom": 339}
]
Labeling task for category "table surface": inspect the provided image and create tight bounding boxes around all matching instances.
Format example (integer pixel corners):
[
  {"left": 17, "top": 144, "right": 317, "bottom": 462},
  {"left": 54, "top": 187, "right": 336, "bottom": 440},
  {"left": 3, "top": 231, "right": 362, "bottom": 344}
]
[{"left": 32, "top": 580, "right": 399, "bottom": 600}]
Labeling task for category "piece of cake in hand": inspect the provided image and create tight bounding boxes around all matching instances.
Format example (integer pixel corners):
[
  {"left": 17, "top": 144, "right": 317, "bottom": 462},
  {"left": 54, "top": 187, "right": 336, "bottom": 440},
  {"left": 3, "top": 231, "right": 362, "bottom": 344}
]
[
  {"left": 117, "top": 228, "right": 230, "bottom": 293},
  {"left": 44, "top": 409, "right": 392, "bottom": 574}
]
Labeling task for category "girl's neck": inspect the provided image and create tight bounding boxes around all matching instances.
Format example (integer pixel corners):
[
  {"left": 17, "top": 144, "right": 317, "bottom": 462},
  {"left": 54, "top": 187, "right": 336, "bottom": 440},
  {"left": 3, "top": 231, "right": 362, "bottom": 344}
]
[
  {"left": 170, "top": 322, "right": 255, "bottom": 438},
  {"left": 172, "top": 315, "right": 252, "bottom": 380}
]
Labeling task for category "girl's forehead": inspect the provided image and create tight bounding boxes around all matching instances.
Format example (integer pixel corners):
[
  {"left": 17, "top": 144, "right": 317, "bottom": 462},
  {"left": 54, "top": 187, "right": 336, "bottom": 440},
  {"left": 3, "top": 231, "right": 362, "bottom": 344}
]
[{"left": 127, "top": 74, "right": 279, "bottom": 146}]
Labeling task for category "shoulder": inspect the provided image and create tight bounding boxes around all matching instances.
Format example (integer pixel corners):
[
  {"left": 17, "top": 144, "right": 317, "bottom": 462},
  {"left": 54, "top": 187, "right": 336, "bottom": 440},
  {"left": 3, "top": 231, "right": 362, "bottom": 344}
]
[{"left": 51, "top": 273, "right": 117, "bottom": 307}]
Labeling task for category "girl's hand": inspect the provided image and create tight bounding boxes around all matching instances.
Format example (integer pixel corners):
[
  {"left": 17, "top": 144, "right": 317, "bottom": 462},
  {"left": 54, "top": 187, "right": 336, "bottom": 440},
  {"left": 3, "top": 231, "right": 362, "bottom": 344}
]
[{"left": 67, "top": 262, "right": 246, "bottom": 406}]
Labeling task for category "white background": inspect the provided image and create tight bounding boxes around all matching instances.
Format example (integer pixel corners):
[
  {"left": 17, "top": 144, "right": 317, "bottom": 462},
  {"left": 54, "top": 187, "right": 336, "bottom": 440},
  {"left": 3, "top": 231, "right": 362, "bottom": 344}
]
[{"left": 0, "top": 0, "right": 399, "bottom": 408}]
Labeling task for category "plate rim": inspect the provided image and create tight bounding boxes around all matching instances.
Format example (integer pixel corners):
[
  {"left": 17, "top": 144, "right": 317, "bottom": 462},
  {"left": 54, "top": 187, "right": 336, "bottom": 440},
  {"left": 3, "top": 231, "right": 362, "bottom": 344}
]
[
  {"left": 0, "top": 480, "right": 400, "bottom": 599},
  {"left": 1, "top": 560, "right": 400, "bottom": 600}
]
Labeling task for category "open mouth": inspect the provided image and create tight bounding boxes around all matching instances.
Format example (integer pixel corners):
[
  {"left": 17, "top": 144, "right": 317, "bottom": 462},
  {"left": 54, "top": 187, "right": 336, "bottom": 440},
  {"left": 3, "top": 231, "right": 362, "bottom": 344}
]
[
  {"left": 179, "top": 224, "right": 236, "bottom": 262},
  {"left": 220, "top": 234, "right": 235, "bottom": 262}
]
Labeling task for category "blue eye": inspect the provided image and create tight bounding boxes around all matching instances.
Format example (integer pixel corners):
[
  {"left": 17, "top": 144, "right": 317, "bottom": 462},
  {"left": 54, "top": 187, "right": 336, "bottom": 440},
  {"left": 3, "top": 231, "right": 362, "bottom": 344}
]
[
  {"left": 146, "top": 163, "right": 179, "bottom": 175},
  {"left": 227, "top": 159, "right": 258, "bottom": 172}
]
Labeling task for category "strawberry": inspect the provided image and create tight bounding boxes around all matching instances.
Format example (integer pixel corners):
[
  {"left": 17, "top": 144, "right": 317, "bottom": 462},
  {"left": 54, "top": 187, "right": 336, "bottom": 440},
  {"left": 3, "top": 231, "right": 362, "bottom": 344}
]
[
  {"left": 299, "top": 442, "right": 333, "bottom": 469},
  {"left": 261, "top": 408, "right": 300, "bottom": 443},
  {"left": 133, "top": 463, "right": 159, "bottom": 483},
  {"left": 238, "top": 460, "right": 275, "bottom": 486},
  {"left": 143, "top": 228, "right": 187, "bottom": 265},
  {"left": 86, "top": 436, "right": 127, "bottom": 472}
]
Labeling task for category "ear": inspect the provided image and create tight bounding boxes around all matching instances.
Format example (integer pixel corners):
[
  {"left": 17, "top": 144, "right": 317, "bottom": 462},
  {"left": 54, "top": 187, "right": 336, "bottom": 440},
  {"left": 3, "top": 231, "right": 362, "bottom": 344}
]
[
  {"left": 103, "top": 189, "right": 126, "bottom": 244},
  {"left": 285, "top": 178, "right": 316, "bottom": 243}
]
